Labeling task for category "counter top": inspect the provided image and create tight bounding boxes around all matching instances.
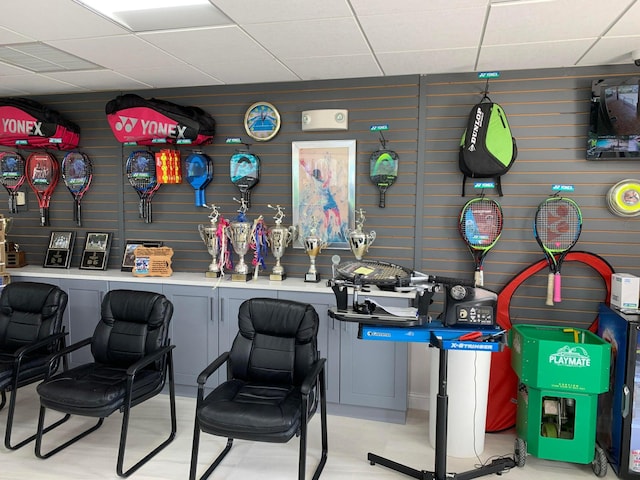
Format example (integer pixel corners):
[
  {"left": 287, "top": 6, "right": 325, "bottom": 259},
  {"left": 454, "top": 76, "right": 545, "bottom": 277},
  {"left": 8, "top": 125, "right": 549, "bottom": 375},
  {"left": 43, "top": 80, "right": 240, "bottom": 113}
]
[{"left": 7, "top": 265, "right": 414, "bottom": 299}]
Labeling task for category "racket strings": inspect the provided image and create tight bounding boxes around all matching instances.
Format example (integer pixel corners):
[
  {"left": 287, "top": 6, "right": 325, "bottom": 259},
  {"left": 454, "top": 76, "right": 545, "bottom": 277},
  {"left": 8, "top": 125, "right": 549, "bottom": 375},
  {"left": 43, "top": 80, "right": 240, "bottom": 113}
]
[
  {"left": 460, "top": 201, "right": 503, "bottom": 248},
  {"left": 536, "top": 202, "right": 580, "bottom": 249}
]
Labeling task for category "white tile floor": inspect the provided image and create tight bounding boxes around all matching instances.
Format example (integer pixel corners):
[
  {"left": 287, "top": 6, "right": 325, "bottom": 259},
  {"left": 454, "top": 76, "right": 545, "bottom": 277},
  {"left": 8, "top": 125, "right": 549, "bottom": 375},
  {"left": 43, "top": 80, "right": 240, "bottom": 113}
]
[{"left": 0, "top": 384, "right": 618, "bottom": 480}]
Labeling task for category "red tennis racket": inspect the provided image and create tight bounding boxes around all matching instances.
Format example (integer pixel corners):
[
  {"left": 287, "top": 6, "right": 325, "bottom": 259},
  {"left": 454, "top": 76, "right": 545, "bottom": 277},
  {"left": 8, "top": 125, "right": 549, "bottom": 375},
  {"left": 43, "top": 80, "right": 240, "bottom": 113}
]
[
  {"left": 61, "top": 151, "right": 93, "bottom": 226},
  {"left": 26, "top": 152, "right": 59, "bottom": 226},
  {"left": 458, "top": 197, "right": 503, "bottom": 286},
  {"left": 0, "top": 151, "right": 26, "bottom": 214},
  {"left": 533, "top": 196, "right": 583, "bottom": 305}
]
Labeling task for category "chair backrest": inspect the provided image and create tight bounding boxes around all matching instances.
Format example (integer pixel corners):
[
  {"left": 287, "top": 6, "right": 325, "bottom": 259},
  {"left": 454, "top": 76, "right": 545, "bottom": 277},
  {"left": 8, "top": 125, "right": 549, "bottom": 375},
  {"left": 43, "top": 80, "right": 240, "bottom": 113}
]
[
  {"left": 91, "top": 290, "right": 173, "bottom": 369},
  {"left": 0, "top": 282, "right": 68, "bottom": 354},
  {"left": 229, "top": 297, "right": 319, "bottom": 386}
]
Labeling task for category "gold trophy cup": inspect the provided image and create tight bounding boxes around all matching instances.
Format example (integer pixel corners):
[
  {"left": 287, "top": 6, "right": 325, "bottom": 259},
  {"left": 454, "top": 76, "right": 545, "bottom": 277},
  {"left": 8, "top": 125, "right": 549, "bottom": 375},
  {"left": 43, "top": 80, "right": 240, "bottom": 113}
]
[
  {"left": 301, "top": 218, "right": 327, "bottom": 283},
  {"left": 226, "top": 198, "right": 252, "bottom": 282},
  {"left": 267, "top": 204, "right": 297, "bottom": 281},
  {"left": 198, "top": 204, "right": 222, "bottom": 277},
  {"left": 345, "top": 208, "right": 376, "bottom": 261}
]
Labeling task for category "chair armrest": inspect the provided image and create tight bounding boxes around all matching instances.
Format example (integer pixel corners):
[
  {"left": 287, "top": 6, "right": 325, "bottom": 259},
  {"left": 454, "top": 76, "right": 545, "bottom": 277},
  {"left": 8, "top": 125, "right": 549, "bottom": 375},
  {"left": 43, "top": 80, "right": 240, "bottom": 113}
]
[
  {"left": 197, "top": 351, "right": 229, "bottom": 386},
  {"left": 300, "top": 358, "right": 326, "bottom": 395},
  {"left": 45, "top": 337, "right": 92, "bottom": 365},
  {"left": 126, "top": 344, "right": 176, "bottom": 376},
  {"left": 12, "top": 331, "right": 68, "bottom": 363}
]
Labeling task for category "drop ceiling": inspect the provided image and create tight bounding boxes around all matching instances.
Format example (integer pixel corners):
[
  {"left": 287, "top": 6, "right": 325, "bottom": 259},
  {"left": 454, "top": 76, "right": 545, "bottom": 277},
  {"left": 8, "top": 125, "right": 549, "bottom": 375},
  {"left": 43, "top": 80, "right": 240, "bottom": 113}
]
[{"left": 0, "top": 0, "right": 639, "bottom": 96}]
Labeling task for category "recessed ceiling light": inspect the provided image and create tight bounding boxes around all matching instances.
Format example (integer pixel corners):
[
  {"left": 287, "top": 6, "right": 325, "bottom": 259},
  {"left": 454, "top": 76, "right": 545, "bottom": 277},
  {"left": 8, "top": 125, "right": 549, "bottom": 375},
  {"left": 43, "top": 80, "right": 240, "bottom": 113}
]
[{"left": 75, "top": 0, "right": 232, "bottom": 32}]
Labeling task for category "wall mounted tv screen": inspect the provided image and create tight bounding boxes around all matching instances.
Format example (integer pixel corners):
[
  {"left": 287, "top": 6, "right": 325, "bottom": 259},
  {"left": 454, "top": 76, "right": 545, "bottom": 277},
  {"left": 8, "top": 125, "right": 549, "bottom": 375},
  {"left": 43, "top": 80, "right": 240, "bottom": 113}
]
[{"left": 588, "top": 76, "right": 640, "bottom": 160}]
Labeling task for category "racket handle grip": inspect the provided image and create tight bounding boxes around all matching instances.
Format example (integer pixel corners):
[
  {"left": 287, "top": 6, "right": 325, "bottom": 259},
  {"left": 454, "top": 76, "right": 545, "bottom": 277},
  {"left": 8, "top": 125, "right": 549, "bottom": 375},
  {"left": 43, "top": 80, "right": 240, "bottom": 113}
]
[
  {"left": 553, "top": 272, "right": 562, "bottom": 303},
  {"left": 546, "top": 273, "right": 554, "bottom": 306},
  {"left": 474, "top": 270, "right": 484, "bottom": 287},
  {"left": 379, "top": 191, "right": 385, "bottom": 208}
]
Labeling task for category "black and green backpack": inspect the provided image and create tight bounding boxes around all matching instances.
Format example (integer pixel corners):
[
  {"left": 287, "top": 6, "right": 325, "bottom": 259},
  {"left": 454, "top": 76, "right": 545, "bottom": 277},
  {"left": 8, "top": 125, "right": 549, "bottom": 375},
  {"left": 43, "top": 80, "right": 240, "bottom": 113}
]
[{"left": 459, "top": 96, "right": 517, "bottom": 196}]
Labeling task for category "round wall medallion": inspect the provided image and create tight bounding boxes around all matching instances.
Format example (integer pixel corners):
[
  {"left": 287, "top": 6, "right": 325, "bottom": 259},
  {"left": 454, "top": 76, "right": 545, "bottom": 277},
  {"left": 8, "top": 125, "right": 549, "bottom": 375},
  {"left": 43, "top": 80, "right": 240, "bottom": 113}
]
[{"left": 244, "top": 102, "right": 281, "bottom": 141}]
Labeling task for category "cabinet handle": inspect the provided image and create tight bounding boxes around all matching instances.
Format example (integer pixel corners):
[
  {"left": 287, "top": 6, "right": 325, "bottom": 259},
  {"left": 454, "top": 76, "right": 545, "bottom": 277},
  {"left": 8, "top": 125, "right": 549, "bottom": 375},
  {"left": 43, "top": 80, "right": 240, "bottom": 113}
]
[
  {"left": 219, "top": 297, "right": 224, "bottom": 322},
  {"left": 622, "top": 385, "right": 631, "bottom": 418}
]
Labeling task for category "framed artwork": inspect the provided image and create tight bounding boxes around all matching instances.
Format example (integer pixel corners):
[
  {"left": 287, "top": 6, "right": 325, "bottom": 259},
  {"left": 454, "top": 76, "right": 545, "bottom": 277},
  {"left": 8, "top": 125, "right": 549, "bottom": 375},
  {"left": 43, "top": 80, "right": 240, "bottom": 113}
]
[
  {"left": 121, "top": 239, "right": 162, "bottom": 272},
  {"left": 244, "top": 102, "right": 281, "bottom": 141},
  {"left": 44, "top": 231, "right": 75, "bottom": 268},
  {"left": 80, "top": 232, "right": 112, "bottom": 270},
  {"left": 292, "top": 140, "right": 356, "bottom": 249}
]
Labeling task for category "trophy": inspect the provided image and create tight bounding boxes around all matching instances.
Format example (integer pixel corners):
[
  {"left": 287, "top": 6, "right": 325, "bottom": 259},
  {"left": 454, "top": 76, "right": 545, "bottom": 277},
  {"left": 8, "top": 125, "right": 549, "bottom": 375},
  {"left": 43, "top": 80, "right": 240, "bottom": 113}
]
[
  {"left": 267, "top": 204, "right": 298, "bottom": 281},
  {"left": 345, "top": 208, "right": 376, "bottom": 261},
  {"left": 226, "top": 198, "right": 252, "bottom": 282},
  {"left": 301, "top": 217, "right": 327, "bottom": 283},
  {"left": 197, "top": 204, "right": 222, "bottom": 278}
]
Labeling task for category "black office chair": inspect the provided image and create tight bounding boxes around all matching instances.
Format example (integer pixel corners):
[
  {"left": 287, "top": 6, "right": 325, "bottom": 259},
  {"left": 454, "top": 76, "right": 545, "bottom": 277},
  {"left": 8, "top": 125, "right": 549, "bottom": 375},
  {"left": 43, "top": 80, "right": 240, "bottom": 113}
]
[
  {"left": 189, "top": 297, "right": 328, "bottom": 480},
  {"left": 35, "top": 289, "right": 176, "bottom": 478},
  {"left": 0, "top": 281, "right": 68, "bottom": 450}
]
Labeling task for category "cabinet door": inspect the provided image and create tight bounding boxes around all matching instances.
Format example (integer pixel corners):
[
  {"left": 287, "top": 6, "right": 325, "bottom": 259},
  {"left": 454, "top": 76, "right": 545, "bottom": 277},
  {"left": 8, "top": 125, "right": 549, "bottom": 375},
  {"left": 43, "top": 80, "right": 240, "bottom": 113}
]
[
  {"left": 277, "top": 290, "right": 340, "bottom": 404},
  {"left": 217, "top": 288, "right": 277, "bottom": 382},
  {"left": 59, "top": 279, "right": 108, "bottom": 367},
  {"left": 163, "top": 285, "right": 217, "bottom": 393},
  {"left": 339, "top": 294, "right": 409, "bottom": 412}
]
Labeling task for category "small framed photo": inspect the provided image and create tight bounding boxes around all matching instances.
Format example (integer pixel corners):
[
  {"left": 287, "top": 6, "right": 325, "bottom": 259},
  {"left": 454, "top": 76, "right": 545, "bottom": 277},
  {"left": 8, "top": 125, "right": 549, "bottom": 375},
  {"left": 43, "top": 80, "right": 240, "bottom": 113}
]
[
  {"left": 121, "top": 239, "right": 162, "bottom": 272},
  {"left": 44, "top": 231, "right": 75, "bottom": 268},
  {"left": 80, "top": 233, "right": 112, "bottom": 270}
]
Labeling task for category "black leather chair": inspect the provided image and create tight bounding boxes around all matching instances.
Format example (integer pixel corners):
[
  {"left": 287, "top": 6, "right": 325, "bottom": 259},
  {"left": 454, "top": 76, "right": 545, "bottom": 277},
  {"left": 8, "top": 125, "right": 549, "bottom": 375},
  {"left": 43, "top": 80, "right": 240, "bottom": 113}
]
[
  {"left": 0, "top": 281, "right": 68, "bottom": 450},
  {"left": 189, "top": 297, "right": 328, "bottom": 480},
  {"left": 35, "top": 289, "right": 176, "bottom": 478}
]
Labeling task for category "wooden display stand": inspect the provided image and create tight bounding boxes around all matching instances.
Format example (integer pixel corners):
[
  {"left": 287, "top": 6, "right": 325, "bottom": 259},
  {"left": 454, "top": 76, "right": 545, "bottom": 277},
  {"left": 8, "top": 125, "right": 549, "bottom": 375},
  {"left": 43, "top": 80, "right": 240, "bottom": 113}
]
[{"left": 132, "top": 247, "right": 173, "bottom": 277}]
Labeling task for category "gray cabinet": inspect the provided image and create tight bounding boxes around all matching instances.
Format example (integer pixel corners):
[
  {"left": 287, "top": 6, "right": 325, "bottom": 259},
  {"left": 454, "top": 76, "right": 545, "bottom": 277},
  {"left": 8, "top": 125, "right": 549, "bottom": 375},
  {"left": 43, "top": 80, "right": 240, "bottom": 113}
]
[{"left": 162, "top": 284, "right": 217, "bottom": 395}]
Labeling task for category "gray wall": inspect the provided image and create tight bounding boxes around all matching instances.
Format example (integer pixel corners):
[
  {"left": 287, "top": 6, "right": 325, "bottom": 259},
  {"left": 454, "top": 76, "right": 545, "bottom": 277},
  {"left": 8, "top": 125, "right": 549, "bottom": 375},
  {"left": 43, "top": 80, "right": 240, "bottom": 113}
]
[{"left": 5, "top": 64, "right": 640, "bottom": 328}]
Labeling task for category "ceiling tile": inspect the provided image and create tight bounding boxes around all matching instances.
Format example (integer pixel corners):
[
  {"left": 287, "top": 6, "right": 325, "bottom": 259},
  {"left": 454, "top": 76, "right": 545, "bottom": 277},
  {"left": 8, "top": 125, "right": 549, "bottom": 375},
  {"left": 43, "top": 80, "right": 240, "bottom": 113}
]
[
  {"left": 0, "top": 26, "right": 33, "bottom": 44},
  {"left": 0, "top": 73, "right": 86, "bottom": 95},
  {"left": 359, "top": 7, "right": 486, "bottom": 52},
  {"left": 483, "top": 0, "right": 632, "bottom": 45},
  {"left": 43, "top": 70, "right": 152, "bottom": 92},
  {"left": 578, "top": 36, "right": 640, "bottom": 66},
  {"left": 211, "top": 0, "right": 352, "bottom": 24},
  {"left": 243, "top": 18, "right": 369, "bottom": 58},
  {"left": 0, "top": 0, "right": 128, "bottom": 41},
  {"left": 377, "top": 48, "right": 478, "bottom": 75},
  {"left": 477, "top": 39, "right": 597, "bottom": 72},
  {"left": 606, "top": 1, "right": 640, "bottom": 36},
  {"left": 117, "top": 66, "right": 224, "bottom": 88},
  {"left": 194, "top": 57, "right": 299, "bottom": 84},
  {"left": 49, "top": 35, "right": 190, "bottom": 70},
  {"left": 284, "top": 54, "right": 383, "bottom": 81},
  {"left": 350, "top": 0, "right": 488, "bottom": 15}
]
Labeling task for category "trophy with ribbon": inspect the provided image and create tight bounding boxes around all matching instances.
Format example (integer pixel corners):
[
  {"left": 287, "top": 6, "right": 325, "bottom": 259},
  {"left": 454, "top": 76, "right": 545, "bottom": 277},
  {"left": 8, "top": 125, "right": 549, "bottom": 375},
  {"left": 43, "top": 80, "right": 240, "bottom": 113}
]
[
  {"left": 345, "top": 208, "right": 376, "bottom": 261},
  {"left": 301, "top": 216, "right": 327, "bottom": 283},
  {"left": 226, "top": 198, "right": 253, "bottom": 282},
  {"left": 197, "top": 204, "right": 224, "bottom": 278},
  {"left": 266, "top": 204, "right": 297, "bottom": 281},
  {"left": 250, "top": 214, "right": 268, "bottom": 281}
]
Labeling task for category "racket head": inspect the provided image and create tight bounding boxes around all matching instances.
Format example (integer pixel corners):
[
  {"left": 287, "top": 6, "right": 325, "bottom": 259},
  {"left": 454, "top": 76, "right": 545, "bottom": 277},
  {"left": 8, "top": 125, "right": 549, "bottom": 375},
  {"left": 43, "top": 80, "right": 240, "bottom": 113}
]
[
  {"left": 26, "top": 152, "right": 58, "bottom": 196},
  {"left": 185, "top": 152, "right": 213, "bottom": 190},
  {"left": 458, "top": 197, "right": 503, "bottom": 251},
  {"left": 126, "top": 150, "right": 157, "bottom": 193},
  {"left": 369, "top": 149, "right": 398, "bottom": 190},
  {"left": 335, "top": 259, "right": 413, "bottom": 290},
  {"left": 61, "top": 151, "right": 93, "bottom": 195},
  {"left": 0, "top": 151, "right": 26, "bottom": 190},
  {"left": 230, "top": 151, "right": 260, "bottom": 193},
  {"left": 534, "top": 197, "right": 582, "bottom": 254}
]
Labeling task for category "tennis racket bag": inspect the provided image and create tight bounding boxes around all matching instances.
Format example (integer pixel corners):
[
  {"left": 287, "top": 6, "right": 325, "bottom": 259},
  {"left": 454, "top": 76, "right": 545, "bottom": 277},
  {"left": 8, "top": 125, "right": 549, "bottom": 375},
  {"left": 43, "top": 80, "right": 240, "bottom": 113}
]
[
  {"left": 459, "top": 98, "right": 517, "bottom": 196},
  {"left": 0, "top": 97, "right": 80, "bottom": 150},
  {"left": 105, "top": 93, "right": 215, "bottom": 145}
]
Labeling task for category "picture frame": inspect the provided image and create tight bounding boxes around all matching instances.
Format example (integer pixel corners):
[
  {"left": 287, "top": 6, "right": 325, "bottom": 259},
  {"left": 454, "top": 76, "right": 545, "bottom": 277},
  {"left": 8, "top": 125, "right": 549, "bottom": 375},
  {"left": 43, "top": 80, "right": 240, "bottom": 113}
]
[
  {"left": 121, "top": 239, "right": 162, "bottom": 272},
  {"left": 292, "top": 140, "right": 356, "bottom": 249},
  {"left": 80, "top": 232, "right": 112, "bottom": 270},
  {"left": 44, "top": 231, "right": 75, "bottom": 268}
]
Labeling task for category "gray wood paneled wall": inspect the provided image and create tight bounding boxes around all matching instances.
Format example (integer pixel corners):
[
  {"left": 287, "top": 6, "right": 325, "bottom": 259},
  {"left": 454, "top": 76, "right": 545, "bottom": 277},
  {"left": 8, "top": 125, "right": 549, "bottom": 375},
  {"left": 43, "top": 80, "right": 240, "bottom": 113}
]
[{"left": 5, "top": 64, "right": 640, "bottom": 329}]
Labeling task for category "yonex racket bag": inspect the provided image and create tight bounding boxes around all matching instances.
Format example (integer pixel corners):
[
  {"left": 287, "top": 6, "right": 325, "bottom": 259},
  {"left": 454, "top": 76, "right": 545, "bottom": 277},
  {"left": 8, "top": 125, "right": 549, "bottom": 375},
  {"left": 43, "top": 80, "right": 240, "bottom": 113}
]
[
  {"left": 0, "top": 97, "right": 80, "bottom": 150},
  {"left": 105, "top": 93, "right": 215, "bottom": 145}
]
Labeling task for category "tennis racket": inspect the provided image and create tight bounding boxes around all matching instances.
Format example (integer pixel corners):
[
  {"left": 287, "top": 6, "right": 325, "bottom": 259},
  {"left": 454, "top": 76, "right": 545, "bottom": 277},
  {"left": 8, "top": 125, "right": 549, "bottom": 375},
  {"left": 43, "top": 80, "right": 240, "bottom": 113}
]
[
  {"left": 230, "top": 150, "right": 260, "bottom": 208},
  {"left": 0, "top": 151, "right": 25, "bottom": 213},
  {"left": 534, "top": 196, "right": 583, "bottom": 305},
  {"left": 458, "top": 197, "right": 503, "bottom": 287},
  {"left": 61, "top": 151, "right": 93, "bottom": 226},
  {"left": 125, "top": 150, "right": 158, "bottom": 222},
  {"left": 26, "top": 152, "right": 59, "bottom": 226},
  {"left": 334, "top": 259, "right": 413, "bottom": 290},
  {"left": 185, "top": 152, "right": 213, "bottom": 206},
  {"left": 369, "top": 149, "right": 398, "bottom": 208}
]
